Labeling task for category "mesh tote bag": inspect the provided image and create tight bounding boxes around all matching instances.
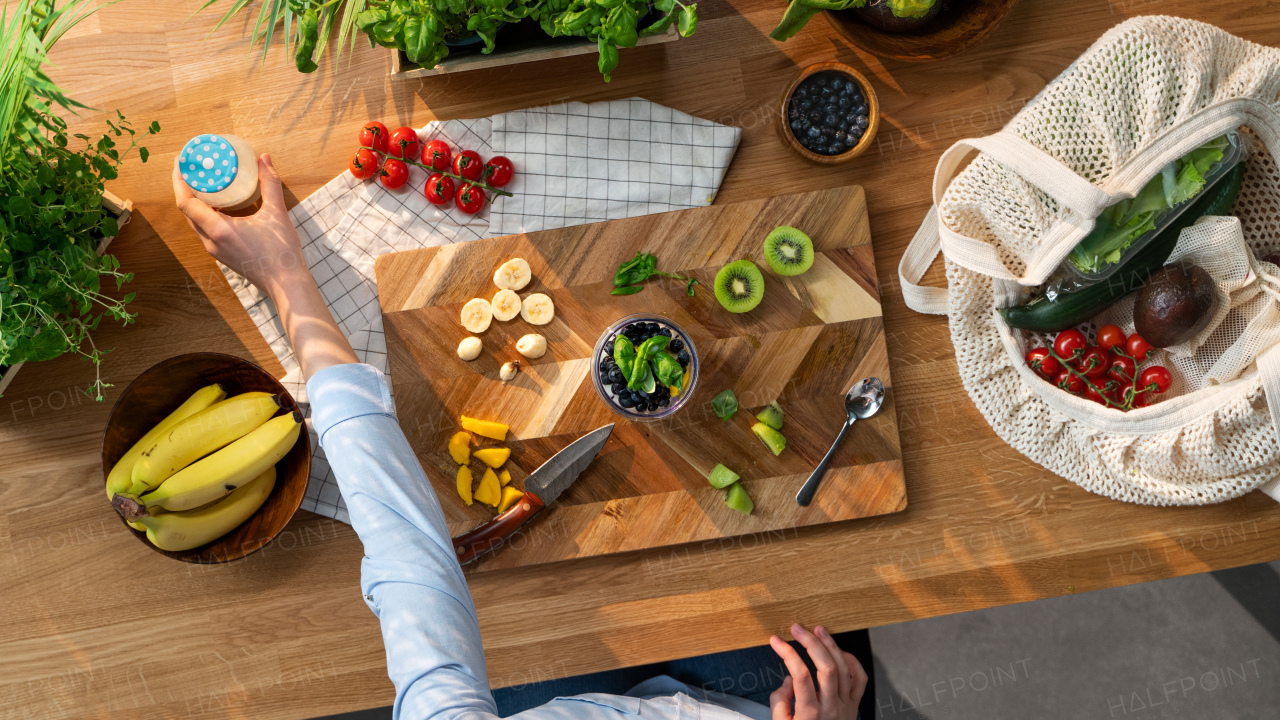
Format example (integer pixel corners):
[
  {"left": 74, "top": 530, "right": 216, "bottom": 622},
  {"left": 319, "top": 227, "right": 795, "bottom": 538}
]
[{"left": 898, "top": 15, "right": 1280, "bottom": 505}]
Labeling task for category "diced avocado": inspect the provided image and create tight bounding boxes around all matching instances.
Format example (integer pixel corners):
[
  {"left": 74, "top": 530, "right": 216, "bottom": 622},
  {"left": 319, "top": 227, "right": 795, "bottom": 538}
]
[
  {"left": 752, "top": 423, "right": 786, "bottom": 456},
  {"left": 707, "top": 463, "right": 741, "bottom": 489},
  {"left": 725, "top": 482, "right": 754, "bottom": 515},
  {"left": 756, "top": 401, "right": 784, "bottom": 430}
]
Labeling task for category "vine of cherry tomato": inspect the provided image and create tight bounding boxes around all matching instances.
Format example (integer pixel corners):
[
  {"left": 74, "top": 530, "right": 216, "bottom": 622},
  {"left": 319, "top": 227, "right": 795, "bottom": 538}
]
[
  {"left": 349, "top": 122, "right": 515, "bottom": 214},
  {"left": 1026, "top": 326, "right": 1170, "bottom": 411}
]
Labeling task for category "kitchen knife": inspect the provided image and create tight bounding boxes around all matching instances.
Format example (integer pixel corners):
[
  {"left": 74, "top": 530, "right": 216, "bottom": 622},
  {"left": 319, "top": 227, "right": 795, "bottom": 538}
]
[{"left": 451, "top": 424, "right": 614, "bottom": 565}]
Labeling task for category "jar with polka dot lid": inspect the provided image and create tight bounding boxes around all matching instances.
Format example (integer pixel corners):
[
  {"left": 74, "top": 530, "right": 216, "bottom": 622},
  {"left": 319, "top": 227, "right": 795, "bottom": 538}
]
[{"left": 179, "top": 134, "right": 259, "bottom": 209}]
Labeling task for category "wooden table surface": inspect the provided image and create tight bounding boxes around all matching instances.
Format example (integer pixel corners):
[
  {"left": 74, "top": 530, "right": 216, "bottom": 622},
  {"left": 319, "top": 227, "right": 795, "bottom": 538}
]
[{"left": 4, "top": 1, "right": 1280, "bottom": 718}]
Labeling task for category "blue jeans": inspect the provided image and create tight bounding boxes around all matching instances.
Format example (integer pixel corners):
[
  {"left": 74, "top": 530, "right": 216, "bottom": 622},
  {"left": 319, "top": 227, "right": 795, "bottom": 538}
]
[{"left": 494, "top": 629, "right": 874, "bottom": 716}]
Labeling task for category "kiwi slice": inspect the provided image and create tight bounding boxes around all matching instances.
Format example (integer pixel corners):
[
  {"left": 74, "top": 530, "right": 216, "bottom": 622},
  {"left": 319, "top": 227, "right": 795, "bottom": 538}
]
[
  {"left": 714, "top": 260, "right": 766, "bottom": 313},
  {"left": 725, "top": 482, "right": 754, "bottom": 515},
  {"left": 756, "top": 401, "right": 784, "bottom": 430},
  {"left": 707, "top": 463, "right": 741, "bottom": 489},
  {"left": 752, "top": 422, "right": 787, "bottom": 456},
  {"left": 763, "top": 226, "right": 814, "bottom": 276}
]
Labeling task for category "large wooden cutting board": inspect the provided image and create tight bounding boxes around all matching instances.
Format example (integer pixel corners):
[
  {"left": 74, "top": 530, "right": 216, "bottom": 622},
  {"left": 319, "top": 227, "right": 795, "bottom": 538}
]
[{"left": 376, "top": 185, "right": 904, "bottom": 571}]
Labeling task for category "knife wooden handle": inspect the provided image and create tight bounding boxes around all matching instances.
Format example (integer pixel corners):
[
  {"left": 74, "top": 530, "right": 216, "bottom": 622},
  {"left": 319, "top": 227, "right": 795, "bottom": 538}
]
[{"left": 452, "top": 491, "right": 547, "bottom": 565}]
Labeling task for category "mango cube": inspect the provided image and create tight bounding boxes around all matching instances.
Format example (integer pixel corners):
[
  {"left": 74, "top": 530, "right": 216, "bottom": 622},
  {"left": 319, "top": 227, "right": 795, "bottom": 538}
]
[
  {"left": 448, "top": 431, "right": 472, "bottom": 465},
  {"left": 497, "top": 486, "right": 525, "bottom": 513},
  {"left": 474, "top": 447, "right": 510, "bottom": 469},
  {"left": 499, "top": 469, "right": 512, "bottom": 487},
  {"left": 456, "top": 466, "right": 474, "bottom": 506},
  {"left": 460, "top": 415, "right": 509, "bottom": 441},
  {"left": 474, "top": 467, "right": 502, "bottom": 507}
]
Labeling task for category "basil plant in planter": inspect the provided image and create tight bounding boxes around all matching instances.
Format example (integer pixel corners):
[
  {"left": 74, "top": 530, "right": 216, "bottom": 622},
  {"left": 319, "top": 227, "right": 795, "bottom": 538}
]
[
  {"left": 1, "top": 0, "right": 158, "bottom": 399},
  {"left": 203, "top": 0, "right": 698, "bottom": 82}
]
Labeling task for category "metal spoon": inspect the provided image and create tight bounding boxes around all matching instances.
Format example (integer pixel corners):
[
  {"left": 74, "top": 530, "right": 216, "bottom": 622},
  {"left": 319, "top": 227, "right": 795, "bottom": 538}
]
[{"left": 795, "top": 377, "right": 886, "bottom": 507}]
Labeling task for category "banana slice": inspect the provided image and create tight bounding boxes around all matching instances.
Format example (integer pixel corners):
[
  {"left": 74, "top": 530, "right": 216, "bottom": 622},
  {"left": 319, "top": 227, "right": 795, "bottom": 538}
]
[
  {"left": 516, "top": 334, "right": 547, "bottom": 359},
  {"left": 493, "top": 258, "right": 532, "bottom": 291},
  {"left": 490, "top": 289, "right": 522, "bottom": 321},
  {"left": 457, "top": 337, "right": 482, "bottom": 361},
  {"left": 520, "top": 293, "right": 555, "bottom": 326},
  {"left": 461, "top": 298, "right": 493, "bottom": 333},
  {"left": 500, "top": 361, "right": 520, "bottom": 381}
]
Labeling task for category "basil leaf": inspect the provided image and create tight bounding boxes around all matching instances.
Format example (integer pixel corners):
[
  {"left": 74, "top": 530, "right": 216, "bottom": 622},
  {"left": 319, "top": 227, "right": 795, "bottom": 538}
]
[
  {"left": 711, "top": 389, "right": 738, "bottom": 421},
  {"left": 613, "top": 335, "right": 636, "bottom": 378},
  {"left": 655, "top": 350, "right": 683, "bottom": 388},
  {"left": 611, "top": 286, "right": 644, "bottom": 295},
  {"left": 677, "top": 3, "right": 697, "bottom": 36}
]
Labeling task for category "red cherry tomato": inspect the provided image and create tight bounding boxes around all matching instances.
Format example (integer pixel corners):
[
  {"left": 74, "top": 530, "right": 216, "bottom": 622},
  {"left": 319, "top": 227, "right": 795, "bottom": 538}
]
[
  {"left": 425, "top": 172, "right": 455, "bottom": 206},
  {"left": 379, "top": 158, "right": 409, "bottom": 190},
  {"left": 1106, "top": 354, "right": 1136, "bottom": 384},
  {"left": 422, "top": 139, "right": 452, "bottom": 171},
  {"left": 1111, "top": 382, "right": 1134, "bottom": 405},
  {"left": 389, "top": 126, "right": 420, "bottom": 160},
  {"left": 1131, "top": 390, "right": 1153, "bottom": 408},
  {"left": 1139, "top": 365, "right": 1172, "bottom": 394},
  {"left": 350, "top": 147, "right": 379, "bottom": 180},
  {"left": 1126, "top": 334, "right": 1154, "bottom": 362},
  {"left": 360, "top": 121, "right": 389, "bottom": 153},
  {"left": 1053, "top": 329, "right": 1087, "bottom": 364},
  {"left": 455, "top": 183, "right": 486, "bottom": 214},
  {"left": 1077, "top": 346, "right": 1108, "bottom": 377},
  {"left": 453, "top": 150, "right": 483, "bottom": 181},
  {"left": 1084, "top": 382, "right": 1111, "bottom": 406},
  {"left": 1026, "top": 347, "right": 1061, "bottom": 380},
  {"left": 1054, "top": 369, "right": 1083, "bottom": 394},
  {"left": 484, "top": 156, "right": 515, "bottom": 187},
  {"left": 1096, "top": 324, "right": 1127, "bottom": 354}
]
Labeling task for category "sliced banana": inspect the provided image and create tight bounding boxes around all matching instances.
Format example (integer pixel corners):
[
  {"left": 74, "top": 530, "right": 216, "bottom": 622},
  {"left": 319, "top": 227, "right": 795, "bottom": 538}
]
[
  {"left": 500, "top": 361, "right": 520, "bottom": 381},
  {"left": 493, "top": 258, "right": 532, "bottom": 291},
  {"left": 460, "top": 298, "right": 493, "bottom": 334},
  {"left": 457, "top": 337, "right": 482, "bottom": 361},
  {"left": 516, "top": 334, "right": 547, "bottom": 359},
  {"left": 490, "top": 289, "right": 522, "bottom": 321},
  {"left": 520, "top": 293, "right": 555, "bottom": 326}
]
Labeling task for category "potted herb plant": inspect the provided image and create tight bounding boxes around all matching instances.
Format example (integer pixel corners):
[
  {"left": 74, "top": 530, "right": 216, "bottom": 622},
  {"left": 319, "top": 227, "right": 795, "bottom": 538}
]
[
  {"left": 0, "top": 0, "right": 158, "bottom": 400},
  {"left": 203, "top": 0, "right": 698, "bottom": 82}
]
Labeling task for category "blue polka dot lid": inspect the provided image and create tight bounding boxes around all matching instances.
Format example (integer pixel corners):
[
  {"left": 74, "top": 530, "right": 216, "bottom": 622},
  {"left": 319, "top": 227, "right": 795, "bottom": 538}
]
[{"left": 179, "top": 135, "right": 238, "bottom": 193}]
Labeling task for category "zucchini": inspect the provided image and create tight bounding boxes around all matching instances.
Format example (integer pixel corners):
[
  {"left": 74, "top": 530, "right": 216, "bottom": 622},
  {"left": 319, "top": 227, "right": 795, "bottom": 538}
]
[{"left": 1001, "top": 161, "right": 1246, "bottom": 332}]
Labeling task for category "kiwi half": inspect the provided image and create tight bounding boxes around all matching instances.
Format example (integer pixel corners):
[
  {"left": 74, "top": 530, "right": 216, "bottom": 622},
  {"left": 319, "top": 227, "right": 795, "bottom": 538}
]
[
  {"left": 714, "top": 260, "right": 765, "bottom": 313},
  {"left": 763, "top": 226, "right": 814, "bottom": 276}
]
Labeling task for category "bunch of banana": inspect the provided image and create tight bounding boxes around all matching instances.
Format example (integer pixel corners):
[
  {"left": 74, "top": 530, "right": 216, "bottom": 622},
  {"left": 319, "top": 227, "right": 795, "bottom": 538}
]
[{"left": 106, "top": 384, "right": 302, "bottom": 551}]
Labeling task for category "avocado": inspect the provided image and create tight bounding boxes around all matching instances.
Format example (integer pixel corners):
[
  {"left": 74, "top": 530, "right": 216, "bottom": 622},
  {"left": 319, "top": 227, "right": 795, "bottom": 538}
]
[
  {"left": 852, "top": 0, "right": 948, "bottom": 34},
  {"left": 1132, "top": 262, "right": 1219, "bottom": 348}
]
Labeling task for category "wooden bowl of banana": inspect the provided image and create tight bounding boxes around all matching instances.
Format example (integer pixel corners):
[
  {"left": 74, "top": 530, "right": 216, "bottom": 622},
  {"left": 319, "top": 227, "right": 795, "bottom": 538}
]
[{"left": 101, "top": 353, "right": 311, "bottom": 563}]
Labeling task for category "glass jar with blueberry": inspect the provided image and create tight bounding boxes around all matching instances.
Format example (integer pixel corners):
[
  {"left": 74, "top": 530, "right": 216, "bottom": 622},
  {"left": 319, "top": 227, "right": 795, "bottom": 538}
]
[
  {"left": 783, "top": 65, "right": 877, "bottom": 160},
  {"left": 591, "top": 315, "right": 699, "bottom": 422}
]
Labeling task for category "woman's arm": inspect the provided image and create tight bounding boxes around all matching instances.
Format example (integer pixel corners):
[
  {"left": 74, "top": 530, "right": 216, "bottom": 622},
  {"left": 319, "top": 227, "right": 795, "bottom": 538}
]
[{"left": 174, "top": 158, "right": 498, "bottom": 718}]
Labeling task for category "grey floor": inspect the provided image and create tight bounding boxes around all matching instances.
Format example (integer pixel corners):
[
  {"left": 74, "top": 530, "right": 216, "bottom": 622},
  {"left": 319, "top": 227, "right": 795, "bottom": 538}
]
[{"left": 316, "top": 560, "right": 1280, "bottom": 719}]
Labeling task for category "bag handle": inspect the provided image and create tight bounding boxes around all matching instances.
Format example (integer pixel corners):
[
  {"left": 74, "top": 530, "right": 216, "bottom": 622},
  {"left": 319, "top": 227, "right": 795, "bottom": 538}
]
[
  {"left": 1256, "top": 344, "right": 1280, "bottom": 503},
  {"left": 898, "top": 206, "right": 949, "bottom": 315}
]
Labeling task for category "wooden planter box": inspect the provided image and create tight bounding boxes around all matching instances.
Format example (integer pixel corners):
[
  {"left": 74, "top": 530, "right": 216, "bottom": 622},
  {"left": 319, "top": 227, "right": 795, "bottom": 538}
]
[
  {"left": 0, "top": 189, "right": 133, "bottom": 396},
  {"left": 391, "top": 22, "right": 678, "bottom": 79}
]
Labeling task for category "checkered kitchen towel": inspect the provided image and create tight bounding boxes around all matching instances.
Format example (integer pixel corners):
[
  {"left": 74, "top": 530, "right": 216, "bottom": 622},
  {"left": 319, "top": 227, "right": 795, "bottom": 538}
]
[{"left": 221, "top": 98, "right": 740, "bottom": 523}]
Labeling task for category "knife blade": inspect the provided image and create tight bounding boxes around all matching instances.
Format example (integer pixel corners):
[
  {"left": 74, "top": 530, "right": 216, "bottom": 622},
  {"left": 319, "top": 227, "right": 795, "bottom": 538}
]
[{"left": 451, "top": 424, "right": 614, "bottom": 565}]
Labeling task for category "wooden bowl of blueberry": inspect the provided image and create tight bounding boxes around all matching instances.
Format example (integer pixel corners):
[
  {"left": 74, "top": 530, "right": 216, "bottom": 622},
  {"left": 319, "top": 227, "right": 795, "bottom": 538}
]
[{"left": 780, "top": 62, "right": 879, "bottom": 164}]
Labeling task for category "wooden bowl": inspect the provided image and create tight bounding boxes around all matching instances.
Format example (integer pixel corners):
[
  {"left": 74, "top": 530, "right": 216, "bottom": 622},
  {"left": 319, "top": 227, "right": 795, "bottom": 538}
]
[
  {"left": 824, "top": 0, "right": 1021, "bottom": 63},
  {"left": 779, "top": 62, "right": 880, "bottom": 165},
  {"left": 101, "top": 353, "right": 310, "bottom": 563}
]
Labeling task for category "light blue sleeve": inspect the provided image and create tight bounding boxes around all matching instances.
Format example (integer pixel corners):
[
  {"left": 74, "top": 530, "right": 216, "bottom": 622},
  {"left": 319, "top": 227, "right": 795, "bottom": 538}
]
[{"left": 308, "top": 363, "right": 701, "bottom": 720}]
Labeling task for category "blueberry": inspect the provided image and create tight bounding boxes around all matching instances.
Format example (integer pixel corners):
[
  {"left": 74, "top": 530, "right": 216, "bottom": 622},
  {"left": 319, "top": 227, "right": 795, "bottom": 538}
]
[
  {"left": 838, "top": 96, "right": 852, "bottom": 110},
  {"left": 819, "top": 114, "right": 834, "bottom": 128},
  {"left": 857, "top": 115, "right": 869, "bottom": 128},
  {"left": 851, "top": 127, "right": 864, "bottom": 139},
  {"left": 856, "top": 103, "right": 869, "bottom": 115},
  {"left": 813, "top": 76, "right": 826, "bottom": 87},
  {"left": 619, "top": 396, "right": 635, "bottom": 408},
  {"left": 851, "top": 91, "right": 863, "bottom": 104},
  {"left": 656, "top": 396, "right": 669, "bottom": 407},
  {"left": 834, "top": 130, "right": 847, "bottom": 144},
  {"left": 806, "top": 126, "right": 821, "bottom": 139},
  {"left": 790, "top": 120, "right": 804, "bottom": 134},
  {"left": 819, "top": 86, "right": 833, "bottom": 99},
  {"left": 669, "top": 338, "right": 684, "bottom": 352},
  {"left": 799, "top": 99, "right": 813, "bottom": 112},
  {"left": 677, "top": 349, "right": 690, "bottom": 363},
  {"left": 658, "top": 328, "right": 671, "bottom": 337}
]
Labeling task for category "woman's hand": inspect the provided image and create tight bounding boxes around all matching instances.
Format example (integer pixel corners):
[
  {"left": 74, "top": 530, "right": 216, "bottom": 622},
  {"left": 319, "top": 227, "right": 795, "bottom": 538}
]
[
  {"left": 172, "top": 153, "right": 308, "bottom": 297},
  {"left": 769, "top": 624, "right": 867, "bottom": 720},
  {"left": 173, "top": 153, "right": 357, "bottom": 379}
]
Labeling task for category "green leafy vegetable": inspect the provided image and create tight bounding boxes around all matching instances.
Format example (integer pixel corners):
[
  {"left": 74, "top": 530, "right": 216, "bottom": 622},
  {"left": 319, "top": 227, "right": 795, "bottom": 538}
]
[
  {"left": 1068, "top": 135, "right": 1230, "bottom": 274},
  {"left": 711, "top": 389, "right": 737, "bottom": 421},
  {"left": 611, "top": 251, "right": 699, "bottom": 297},
  {"left": 654, "top": 349, "right": 683, "bottom": 389},
  {"left": 770, "top": 0, "right": 866, "bottom": 42},
  {"left": 613, "top": 334, "right": 636, "bottom": 378},
  {"left": 1, "top": 0, "right": 158, "bottom": 400},
  {"left": 627, "top": 335, "right": 670, "bottom": 390}
]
